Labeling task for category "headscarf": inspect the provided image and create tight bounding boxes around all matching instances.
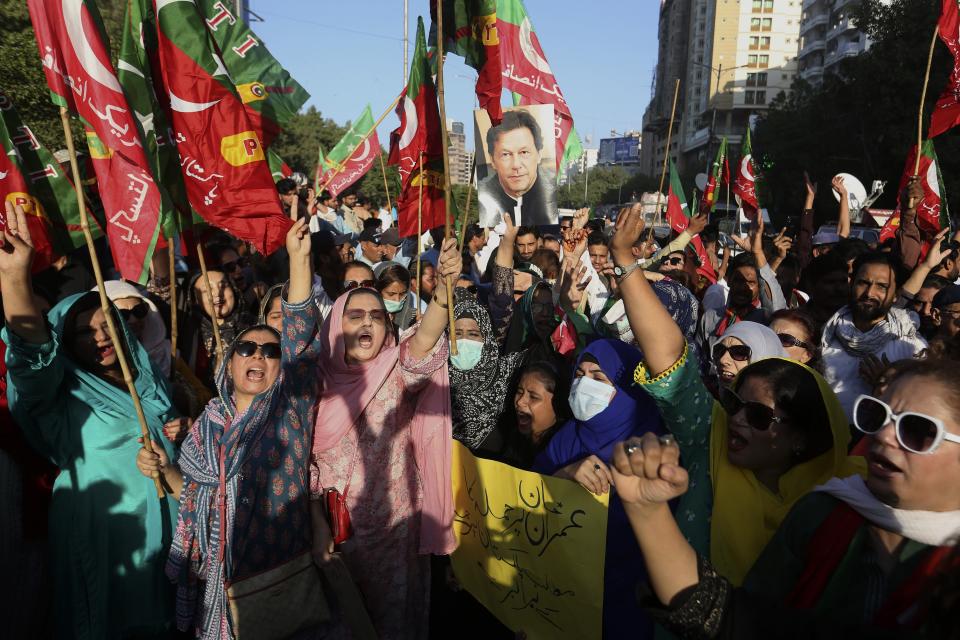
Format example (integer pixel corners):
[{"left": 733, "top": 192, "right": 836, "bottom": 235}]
[
  {"left": 374, "top": 261, "right": 417, "bottom": 332},
  {"left": 166, "top": 325, "right": 286, "bottom": 638},
  {"left": 311, "top": 290, "right": 455, "bottom": 554},
  {"left": 99, "top": 280, "right": 171, "bottom": 377},
  {"left": 257, "top": 282, "right": 284, "bottom": 324},
  {"left": 188, "top": 271, "right": 254, "bottom": 361},
  {"left": 533, "top": 339, "right": 663, "bottom": 472},
  {"left": 505, "top": 280, "right": 554, "bottom": 356},
  {"left": 821, "top": 305, "right": 920, "bottom": 357},
  {"left": 450, "top": 288, "right": 525, "bottom": 449},
  {"left": 708, "top": 358, "right": 865, "bottom": 585},
  {"left": 720, "top": 321, "right": 788, "bottom": 361}
]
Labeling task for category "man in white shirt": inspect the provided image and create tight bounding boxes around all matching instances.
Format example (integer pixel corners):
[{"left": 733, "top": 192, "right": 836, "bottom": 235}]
[{"left": 821, "top": 252, "right": 927, "bottom": 420}]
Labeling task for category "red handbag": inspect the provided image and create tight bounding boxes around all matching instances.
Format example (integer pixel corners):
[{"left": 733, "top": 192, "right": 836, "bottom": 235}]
[{"left": 323, "top": 487, "right": 353, "bottom": 545}]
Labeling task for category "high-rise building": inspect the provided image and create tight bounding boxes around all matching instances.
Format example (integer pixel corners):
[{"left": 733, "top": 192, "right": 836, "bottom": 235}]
[
  {"left": 798, "top": 0, "right": 887, "bottom": 84},
  {"left": 447, "top": 120, "right": 474, "bottom": 186},
  {"left": 642, "top": 0, "right": 804, "bottom": 176}
]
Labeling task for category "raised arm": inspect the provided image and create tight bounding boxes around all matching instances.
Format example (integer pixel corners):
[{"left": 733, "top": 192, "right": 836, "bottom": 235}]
[
  {"left": 796, "top": 172, "right": 816, "bottom": 268},
  {"left": 0, "top": 202, "right": 48, "bottom": 344},
  {"left": 897, "top": 178, "right": 924, "bottom": 269},
  {"left": 287, "top": 217, "right": 312, "bottom": 304},
  {"left": 408, "top": 237, "right": 462, "bottom": 361},
  {"left": 832, "top": 176, "right": 851, "bottom": 239},
  {"left": 610, "top": 204, "right": 685, "bottom": 375},
  {"left": 496, "top": 212, "right": 518, "bottom": 270}
]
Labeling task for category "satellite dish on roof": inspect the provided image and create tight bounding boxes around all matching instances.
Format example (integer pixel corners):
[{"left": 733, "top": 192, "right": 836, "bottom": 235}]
[
  {"left": 832, "top": 173, "right": 868, "bottom": 212},
  {"left": 695, "top": 173, "right": 708, "bottom": 191}
]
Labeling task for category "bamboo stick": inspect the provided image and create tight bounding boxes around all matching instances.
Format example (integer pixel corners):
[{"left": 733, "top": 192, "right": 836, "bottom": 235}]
[
  {"left": 910, "top": 22, "right": 941, "bottom": 208},
  {"left": 655, "top": 79, "right": 681, "bottom": 228},
  {"left": 168, "top": 241, "right": 177, "bottom": 377},
  {"left": 415, "top": 154, "right": 424, "bottom": 321},
  {"left": 195, "top": 241, "right": 225, "bottom": 365},
  {"left": 435, "top": 0, "right": 458, "bottom": 355},
  {"left": 59, "top": 108, "right": 165, "bottom": 499},
  {"left": 318, "top": 94, "right": 403, "bottom": 195},
  {"left": 378, "top": 151, "right": 393, "bottom": 215}
]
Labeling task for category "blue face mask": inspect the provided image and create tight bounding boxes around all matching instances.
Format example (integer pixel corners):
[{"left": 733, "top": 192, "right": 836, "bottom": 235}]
[
  {"left": 384, "top": 298, "right": 405, "bottom": 313},
  {"left": 450, "top": 338, "right": 484, "bottom": 371}
]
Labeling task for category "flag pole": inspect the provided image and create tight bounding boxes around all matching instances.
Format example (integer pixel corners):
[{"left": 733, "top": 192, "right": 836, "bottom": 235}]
[
  {"left": 318, "top": 95, "right": 403, "bottom": 195},
  {"left": 655, "top": 79, "right": 681, "bottom": 229},
  {"left": 403, "top": 0, "right": 409, "bottom": 84},
  {"left": 59, "top": 108, "right": 165, "bottom": 499},
  {"left": 435, "top": 0, "right": 458, "bottom": 355},
  {"left": 911, "top": 22, "right": 941, "bottom": 206},
  {"left": 168, "top": 241, "right": 178, "bottom": 377},
  {"left": 457, "top": 159, "right": 476, "bottom": 252},
  {"left": 378, "top": 150, "right": 393, "bottom": 214},
  {"left": 416, "top": 153, "right": 424, "bottom": 321},
  {"left": 195, "top": 241, "right": 225, "bottom": 365}
]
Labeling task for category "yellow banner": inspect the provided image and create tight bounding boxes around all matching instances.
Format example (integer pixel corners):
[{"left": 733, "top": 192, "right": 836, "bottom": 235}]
[{"left": 451, "top": 442, "right": 609, "bottom": 640}]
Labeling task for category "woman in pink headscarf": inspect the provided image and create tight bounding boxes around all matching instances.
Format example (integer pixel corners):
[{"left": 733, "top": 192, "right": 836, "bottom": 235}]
[{"left": 310, "top": 238, "right": 461, "bottom": 638}]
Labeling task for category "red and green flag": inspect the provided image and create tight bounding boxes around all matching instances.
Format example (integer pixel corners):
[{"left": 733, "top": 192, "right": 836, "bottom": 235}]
[
  {"left": 155, "top": 0, "right": 291, "bottom": 256},
  {"left": 732, "top": 128, "right": 760, "bottom": 222},
  {"left": 881, "top": 140, "right": 949, "bottom": 244},
  {"left": 268, "top": 148, "right": 293, "bottom": 182},
  {"left": 432, "top": 0, "right": 502, "bottom": 123},
  {"left": 930, "top": 0, "right": 960, "bottom": 138},
  {"left": 0, "top": 89, "right": 93, "bottom": 272},
  {"left": 699, "top": 137, "right": 728, "bottom": 215},
  {"left": 198, "top": 0, "right": 309, "bottom": 147},
  {"left": 498, "top": 0, "right": 582, "bottom": 171},
  {"left": 28, "top": 0, "right": 163, "bottom": 283},
  {"left": 389, "top": 17, "right": 447, "bottom": 238},
  {"left": 318, "top": 105, "right": 382, "bottom": 197},
  {"left": 667, "top": 159, "right": 716, "bottom": 283}
]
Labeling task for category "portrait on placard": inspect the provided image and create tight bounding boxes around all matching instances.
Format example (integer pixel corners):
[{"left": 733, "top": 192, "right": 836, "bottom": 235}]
[{"left": 475, "top": 105, "right": 557, "bottom": 228}]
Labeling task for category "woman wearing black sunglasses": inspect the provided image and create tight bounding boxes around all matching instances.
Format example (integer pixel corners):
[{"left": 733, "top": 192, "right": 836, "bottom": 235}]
[
  {"left": 610, "top": 205, "right": 864, "bottom": 585},
  {"left": 610, "top": 358, "right": 960, "bottom": 637},
  {"left": 136, "top": 219, "right": 332, "bottom": 638}
]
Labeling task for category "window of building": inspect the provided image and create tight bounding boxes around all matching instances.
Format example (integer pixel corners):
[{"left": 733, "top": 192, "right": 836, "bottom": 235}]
[
  {"left": 748, "top": 54, "right": 758, "bottom": 66},
  {"left": 757, "top": 91, "right": 767, "bottom": 104},
  {"left": 747, "top": 72, "right": 756, "bottom": 86},
  {"left": 759, "top": 54, "right": 769, "bottom": 67},
  {"left": 762, "top": 18, "right": 772, "bottom": 29},
  {"left": 757, "top": 72, "right": 768, "bottom": 86},
  {"left": 760, "top": 36, "right": 771, "bottom": 49},
  {"left": 752, "top": 0, "right": 762, "bottom": 10},
  {"left": 750, "top": 36, "right": 759, "bottom": 47},
  {"left": 745, "top": 90, "right": 756, "bottom": 104},
  {"left": 763, "top": 0, "right": 774, "bottom": 8},
  {"left": 751, "top": 17, "right": 761, "bottom": 30}
]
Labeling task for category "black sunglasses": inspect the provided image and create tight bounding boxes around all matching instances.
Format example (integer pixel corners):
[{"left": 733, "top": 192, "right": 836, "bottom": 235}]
[
  {"left": 221, "top": 258, "right": 247, "bottom": 273},
  {"left": 719, "top": 387, "right": 787, "bottom": 431},
  {"left": 343, "top": 279, "right": 376, "bottom": 291},
  {"left": 119, "top": 302, "right": 149, "bottom": 321},
  {"left": 777, "top": 332, "right": 812, "bottom": 352},
  {"left": 713, "top": 343, "right": 752, "bottom": 363},
  {"left": 234, "top": 340, "right": 281, "bottom": 359},
  {"left": 660, "top": 256, "right": 683, "bottom": 266}
]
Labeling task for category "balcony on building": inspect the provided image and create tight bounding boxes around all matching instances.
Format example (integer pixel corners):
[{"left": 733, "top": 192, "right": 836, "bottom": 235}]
[
  {"left": 800, "top": 66, "right": 824, "bottom": 82},
  {"left": 825, "top": 15, "right": 857, "bottom": 41},
  {"left": 800, "top": 12, "right": 829, "bottom": 34},
  {"left": 802, "top": 0, "right": 822, "bottom": 9},
  {"left": 799, "top": 35, "right": 827, "bottom": 59},
  {"left": 682, "top": 127, "right": 711, "bottom": 154}
]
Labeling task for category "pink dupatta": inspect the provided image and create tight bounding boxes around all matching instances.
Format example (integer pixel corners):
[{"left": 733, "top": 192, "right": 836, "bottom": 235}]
[{"left": 312, "top": 291, "right": 455, "bottom": 554}]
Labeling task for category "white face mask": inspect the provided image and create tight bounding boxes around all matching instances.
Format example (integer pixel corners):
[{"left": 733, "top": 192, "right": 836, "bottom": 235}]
[{"left": 568, "top": 376, "right": 616, "bottom": 422}]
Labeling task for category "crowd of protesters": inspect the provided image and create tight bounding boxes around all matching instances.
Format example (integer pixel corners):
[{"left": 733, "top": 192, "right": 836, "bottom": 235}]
[{"left": 1, "top": 163, "right": 959, "bottom": 639}]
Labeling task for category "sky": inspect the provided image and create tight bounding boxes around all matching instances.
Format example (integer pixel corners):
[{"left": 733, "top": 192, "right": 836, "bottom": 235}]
[{"left": 249, "top": 0, "right": 660, "bottom": 152}]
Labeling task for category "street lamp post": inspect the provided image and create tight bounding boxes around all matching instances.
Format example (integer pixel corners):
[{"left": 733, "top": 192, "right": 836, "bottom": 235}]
[{"left": 690, "top": 61, "right": 749, "bottom": 163}]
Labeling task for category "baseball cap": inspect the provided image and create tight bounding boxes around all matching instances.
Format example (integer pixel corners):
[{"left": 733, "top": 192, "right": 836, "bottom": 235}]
[
  {"left": 380, "top": 228, "right": 402, "bottom": 246},
  {"left": 358, "top": 228, "right": 382, "bottom": 243},
  {"left": 333, "top": 233, "right": 353, "bottom": 247}
]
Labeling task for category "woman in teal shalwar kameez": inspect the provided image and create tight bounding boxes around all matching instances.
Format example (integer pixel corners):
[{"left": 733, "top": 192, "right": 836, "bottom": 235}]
[{"left": 3, "top": 291, "right": 180, "bottom": 639}]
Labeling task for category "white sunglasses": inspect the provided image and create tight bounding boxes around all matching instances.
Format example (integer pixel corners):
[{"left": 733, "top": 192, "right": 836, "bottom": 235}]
[{"left": 852, "top": 394, "right": 960, "bottom": 455}]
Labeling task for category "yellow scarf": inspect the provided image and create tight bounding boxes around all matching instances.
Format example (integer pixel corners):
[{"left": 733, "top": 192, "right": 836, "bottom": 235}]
[{"left": 708, "top": 358, "right": 866, "bottom": 586}]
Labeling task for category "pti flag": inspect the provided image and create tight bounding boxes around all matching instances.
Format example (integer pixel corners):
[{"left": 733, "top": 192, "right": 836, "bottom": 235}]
[
  {"left": 155, "top": 0, "right": 291, "bottom": 256},
  {"left": 0, "top": 89, "right": 90, "bottom": 272},
  {"left": 28, "top": 0, "right": 163, "bottom": 283},
  {"left": 432, "top": 0, "right": 502, "bottom": 123},
  {"left": 198, "top": 0, "right": 309, "bottom": 147},
  {"left": 666, "top": 159, "right": 716, "bottom": 282},
  {"left": 733, "top": 128, "right": 760, "bottom": 222},
  {"left": 929, "top": 0, "right": 960, "bottom": 138},
  {"left": 389, "top": 17, "right": 447, "bottom": 238},
  {"left": 319, "top": 105, "right": 382, "bottom": 197},
  {"left": 119, "top": 0, "right": 191, "bottom": 241},
  {"left": 700, "top": 137, "right": 728, "bottom": 215},
  {"left": 498, "top": 0, "right": 583, "bottom": 171},
  {"left": 882, "top": 140, "right": 949, "bottom": 243}
]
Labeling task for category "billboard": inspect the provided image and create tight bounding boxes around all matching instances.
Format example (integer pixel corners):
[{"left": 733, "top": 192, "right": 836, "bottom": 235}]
[{"left": 598, "top": 136, "right": 640, "bottom": 165}]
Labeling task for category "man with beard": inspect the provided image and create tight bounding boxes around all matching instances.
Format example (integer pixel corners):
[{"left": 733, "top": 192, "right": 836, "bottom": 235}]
[{"left": 821, "top": 252, "right": 927, "bottom": 420}]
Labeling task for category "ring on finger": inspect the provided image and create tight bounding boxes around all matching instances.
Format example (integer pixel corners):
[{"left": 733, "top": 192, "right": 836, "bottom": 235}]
[
  {"left": 625, "top": 443, "right": 640, "bottom": 455},
  {"left": 659, "top": 435, "right": 675, "bottom": 447}
]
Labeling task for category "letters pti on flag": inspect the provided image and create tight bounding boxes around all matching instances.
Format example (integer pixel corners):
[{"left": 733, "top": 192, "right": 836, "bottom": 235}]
[
  {"left": 318, "top": 105, "right": 382, "bottom": 197},
  {"left": 929, "top": 0, "right": 960, "bottom": 138},
  {"left": 198, "top": 0, "right": 309, "bottom": 147},
  {"left": 389, "top": 17, "right": 447, "bottom": 238},
  {"left": 432, "top": 0, "right": 503, "bottom": 123},
  {"left": 0, "top": 89, "right": 93, "bottom": 272},
  {"left": 28, "top": 0, "right": 163, "bottom": 283},
  {"left": 154, "top": 0, "right": 291, "bottom": 256},
  {"left": 450, "top": 442, "right": 608, "bottom": 639},
  {"left": 498, "top": 0, "right": 583, "bottom": 170},
  {"left": 733, "top": 128, "right": 760, "bottom": 222}
]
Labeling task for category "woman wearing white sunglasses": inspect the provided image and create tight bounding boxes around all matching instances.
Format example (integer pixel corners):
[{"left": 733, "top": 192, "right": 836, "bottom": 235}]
[{"left": 609, "top": 358, "right": 960, "bottom": 637}]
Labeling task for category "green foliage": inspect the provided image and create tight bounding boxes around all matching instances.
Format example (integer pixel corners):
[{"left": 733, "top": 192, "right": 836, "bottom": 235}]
[
  {"left": 557, "top": 165, "right": 658, "bottom": 208},
  {"left": 451, "top": 183, "right": 479, "bottom": 225},
  {"left": 271, "top": 106, "right": 348, "bottom": 177},
  {"left": 755, "top": 0, "right": 957, "bottom": 225}
]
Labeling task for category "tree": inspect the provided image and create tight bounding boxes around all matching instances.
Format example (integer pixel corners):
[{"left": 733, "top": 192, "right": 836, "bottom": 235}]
[
  {"left": 755, "top": 0, "right": 958, "bottom": 228},
  {"left": 557, "top": 165, "right": 657, "bottom": 209}
]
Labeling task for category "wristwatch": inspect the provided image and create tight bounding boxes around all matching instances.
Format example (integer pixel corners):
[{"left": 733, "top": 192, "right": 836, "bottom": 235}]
[{"left": 613, "top": 261, "right": 641, "bottom": 282}]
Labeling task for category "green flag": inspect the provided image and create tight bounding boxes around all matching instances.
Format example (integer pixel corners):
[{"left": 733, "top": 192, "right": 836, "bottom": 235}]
[
  {"left": 318, "top": 105, "right": 381, "bottom": 196},
  {"left": 199, "top": 0, "right": 309, "bottom": 146}
]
